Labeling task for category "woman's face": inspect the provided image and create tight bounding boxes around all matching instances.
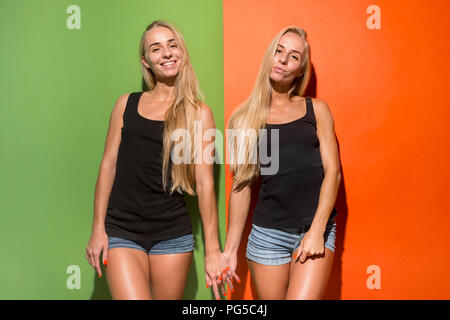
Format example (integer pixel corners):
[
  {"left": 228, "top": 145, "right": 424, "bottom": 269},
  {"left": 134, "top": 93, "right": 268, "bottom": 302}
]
[
  {"left": 141, "top": 26, "right": 182, "bottom": 80},
  {"left": 269, "top": 31, "right": 306, "bottom": 85}
]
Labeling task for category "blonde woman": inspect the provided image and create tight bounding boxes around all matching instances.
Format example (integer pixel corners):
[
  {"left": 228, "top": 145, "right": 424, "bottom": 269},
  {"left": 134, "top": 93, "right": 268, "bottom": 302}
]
[
  {"left": 224, "top": 26, "right": 341, "bottom": 299},
  {"left": 85, "top": 20, "right": 231, "bottom": 300}
]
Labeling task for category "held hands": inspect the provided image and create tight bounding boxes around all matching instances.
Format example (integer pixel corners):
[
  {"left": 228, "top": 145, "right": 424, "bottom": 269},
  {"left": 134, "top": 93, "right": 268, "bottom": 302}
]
[
  {"left": 221, "top": 250, "right": 241, "bottom": 285},
  {"left": 292, "top": 228, "right": 325, "bottom": 264},
  {"left": 204, "top": 250, "right": 240, "bottom": 300},
  {"left": 85, "top": 229, "right": 109, "bottom": 278}
]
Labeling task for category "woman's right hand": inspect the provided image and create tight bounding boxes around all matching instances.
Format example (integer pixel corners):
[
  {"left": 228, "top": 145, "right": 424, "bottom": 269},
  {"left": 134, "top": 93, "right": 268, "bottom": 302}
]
[
  {"left": 85, "top": 229, "right": 109, "bottom": 278},
  {"left": 222, "top": 250, "right": 241, "bottom": 287}
]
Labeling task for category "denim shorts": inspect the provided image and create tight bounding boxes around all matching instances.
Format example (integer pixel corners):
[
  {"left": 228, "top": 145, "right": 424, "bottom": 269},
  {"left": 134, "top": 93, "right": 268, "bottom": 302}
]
[
  {"left": 246, "top": 218, "right": 337, "bottom": 265},
  {"left": 108, "top": 233, "right": 194, "bottom": 255}
]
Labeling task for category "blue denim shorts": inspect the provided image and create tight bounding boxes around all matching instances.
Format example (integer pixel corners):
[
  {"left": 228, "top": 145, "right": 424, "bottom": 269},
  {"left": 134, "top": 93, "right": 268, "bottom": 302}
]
[
  {"left": 246, "top": 218, "right": 337, "bottom": 266},
  {"left": 108, "top": 233, "right": 194, "bottom": 255}
]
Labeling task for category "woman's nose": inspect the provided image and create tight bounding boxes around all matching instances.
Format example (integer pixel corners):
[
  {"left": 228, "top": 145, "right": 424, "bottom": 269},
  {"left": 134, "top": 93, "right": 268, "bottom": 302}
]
[
  {"left": 279, "top": 53, "right": 287, "bottom": 64},
  {"left": 162, "top": 47, "right": 172, "bottom": 58}
]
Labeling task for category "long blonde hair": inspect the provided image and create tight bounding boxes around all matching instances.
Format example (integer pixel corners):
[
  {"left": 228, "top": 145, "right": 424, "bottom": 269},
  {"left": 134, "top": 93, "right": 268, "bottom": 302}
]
[
  {"left": 227, "top": 26, "right": 311, "bottom": 192},
  {"left": 139, "top": 20, "right": 204, "bottom": 195}
]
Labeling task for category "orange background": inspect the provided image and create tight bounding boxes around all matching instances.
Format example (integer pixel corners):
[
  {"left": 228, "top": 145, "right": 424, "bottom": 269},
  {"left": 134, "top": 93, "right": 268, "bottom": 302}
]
[{"left": 224, "top": 0, "right": 450, "bottom": 299}]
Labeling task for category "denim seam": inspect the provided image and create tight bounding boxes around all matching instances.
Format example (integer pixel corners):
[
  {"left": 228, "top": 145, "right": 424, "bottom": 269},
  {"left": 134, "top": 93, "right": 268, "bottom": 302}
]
[{"left": 246, "top": 252, "right": 291, "bottom": 266}]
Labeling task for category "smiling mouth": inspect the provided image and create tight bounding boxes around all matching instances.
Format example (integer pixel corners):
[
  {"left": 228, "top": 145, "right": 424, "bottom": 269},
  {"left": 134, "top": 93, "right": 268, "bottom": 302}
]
[{"left": 161, "top": 60, "right": 177, "bottom": 67}]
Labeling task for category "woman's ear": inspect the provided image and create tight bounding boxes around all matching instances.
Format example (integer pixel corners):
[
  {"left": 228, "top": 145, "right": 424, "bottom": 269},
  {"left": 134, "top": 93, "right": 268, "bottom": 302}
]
[{"left": 141, "top": 55, "right": 151, "bottom": 69}]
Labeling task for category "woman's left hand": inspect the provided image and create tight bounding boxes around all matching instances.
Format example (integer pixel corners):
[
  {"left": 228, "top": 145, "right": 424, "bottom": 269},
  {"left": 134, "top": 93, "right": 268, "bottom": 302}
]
[
  {"left": 292, "top": 228, "right": 325, "bottom": 263},
  {"left": 204, "top": 250, "right": 232, "bottom": 300}
]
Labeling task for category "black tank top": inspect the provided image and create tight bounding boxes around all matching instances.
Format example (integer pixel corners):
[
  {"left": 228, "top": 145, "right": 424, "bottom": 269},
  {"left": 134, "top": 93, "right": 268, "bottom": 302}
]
[
  {"left": 104, "top": 92, "right": 192, "bottom": 251},
  {"left": 252, "top": 96, "right": 337, "bottom": 234}
]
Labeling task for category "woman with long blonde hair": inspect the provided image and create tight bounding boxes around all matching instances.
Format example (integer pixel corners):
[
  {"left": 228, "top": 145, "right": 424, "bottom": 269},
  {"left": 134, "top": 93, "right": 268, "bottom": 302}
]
[
  {"left": 85, "top": 20, "right": 232, "bottom": 300},
  {"left": 224, "top": 26, "right": 341, "bottom": 299}
]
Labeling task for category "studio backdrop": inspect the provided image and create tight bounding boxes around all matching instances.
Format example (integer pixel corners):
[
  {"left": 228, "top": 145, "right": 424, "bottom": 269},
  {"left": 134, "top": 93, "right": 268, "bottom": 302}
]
[
  {"left": 1, "top": 0, "right": 449, "bottom": 300},
  {"left": 224, "top": 0, "right": 450, "bottom": 300},
  {"left": 0, "top": 0, "right": 225, "bottom": 299}
]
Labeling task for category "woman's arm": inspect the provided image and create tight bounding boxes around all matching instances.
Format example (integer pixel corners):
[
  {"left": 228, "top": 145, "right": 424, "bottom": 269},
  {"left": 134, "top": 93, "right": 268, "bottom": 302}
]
[
  {"left": 293, "top": 99, "right": 342, "bottom": 263},
  {"left": 86, "top": 93, "right": 128, "bottom": 276},
  {"left": 194, "top": 103, "right": 230, "bottom": 299},
  {"left": 224, "top": 184, "right": 251, "bottom": 256},
  {"left": 221, "top": 183, "right": 250, "bottom": 285},
  {"left": 309, "top": 99, "right": 342, "bottom": 234}
]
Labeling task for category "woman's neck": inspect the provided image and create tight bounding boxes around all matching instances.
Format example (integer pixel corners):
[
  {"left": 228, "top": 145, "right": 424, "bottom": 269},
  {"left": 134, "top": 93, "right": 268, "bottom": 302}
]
[
  {"left": 150, "top": 81, "right": 176, "bottom": 102},
  {"left": 270, "top": 84, "right": 292, "bottom": 108}
]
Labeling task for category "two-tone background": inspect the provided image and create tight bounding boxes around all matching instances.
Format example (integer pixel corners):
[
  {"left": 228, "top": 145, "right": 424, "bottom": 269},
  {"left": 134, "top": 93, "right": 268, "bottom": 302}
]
[{"left": 1, "top": 0, "right": 449, "bottom": 299}]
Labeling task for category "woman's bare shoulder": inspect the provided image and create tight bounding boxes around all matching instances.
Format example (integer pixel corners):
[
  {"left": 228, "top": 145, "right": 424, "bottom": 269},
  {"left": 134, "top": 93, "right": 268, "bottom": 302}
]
[
  {"left": 196, "top": 102, "right": 216, "bottom": 127},
  {"left": 310, "top": 98, "right": 335, "bottom": 128},
  {"left": 109, "top": 92, "right": 132, "bottom": 122}
]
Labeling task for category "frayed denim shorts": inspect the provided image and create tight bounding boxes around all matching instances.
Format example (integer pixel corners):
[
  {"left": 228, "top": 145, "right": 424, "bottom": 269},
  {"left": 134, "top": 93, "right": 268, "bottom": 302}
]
[
  {"left": 108, "top": 233, "right": 194, "bottom": 255},
  {"left": 246, "top": 218, "right": 337, "bottom": 266}
]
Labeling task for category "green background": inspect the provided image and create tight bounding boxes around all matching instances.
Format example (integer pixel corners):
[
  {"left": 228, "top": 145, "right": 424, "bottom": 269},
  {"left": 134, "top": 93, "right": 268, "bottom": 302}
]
[{"left": 0, "top": 0, "right": 225, "bottom": 299}]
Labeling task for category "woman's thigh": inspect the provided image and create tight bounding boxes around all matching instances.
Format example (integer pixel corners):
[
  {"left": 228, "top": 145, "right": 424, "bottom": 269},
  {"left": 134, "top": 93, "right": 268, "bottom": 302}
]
[
  {"left": 286, "top": 247, "right": 335, "bottom": 300},
  {"left": 105, "top": 247, "right": 151, "bottom": 300},
  {"left": 148, "top": 251, "right": 193, "bottom": 300},
  {"left": 147, "top": 233, "right": 195, "bottom": 299},
  {"left": 247, "top": 259, "right": 290, "bottom": 299},
  {"left": 286, "top": 220, "right": 337, "bottom": 299}
]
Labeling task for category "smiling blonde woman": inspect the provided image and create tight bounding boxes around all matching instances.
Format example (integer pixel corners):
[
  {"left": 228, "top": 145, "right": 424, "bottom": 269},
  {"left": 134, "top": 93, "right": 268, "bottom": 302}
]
[{"left": 85, "top": 20, "right": 234, "bottom": 300}]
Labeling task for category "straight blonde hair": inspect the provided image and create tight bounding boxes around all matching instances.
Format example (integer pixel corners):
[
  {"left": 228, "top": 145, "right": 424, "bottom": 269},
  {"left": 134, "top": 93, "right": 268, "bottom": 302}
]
[
  {"left": 227, "top": 26, "right": 311, "bottom": 192},
  {"left": 139, "top": 20, "right": 204, "bottom": 195}
]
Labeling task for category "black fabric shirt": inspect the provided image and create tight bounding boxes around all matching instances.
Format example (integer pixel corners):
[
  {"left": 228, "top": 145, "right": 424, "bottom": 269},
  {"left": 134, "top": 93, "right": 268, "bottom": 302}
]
[
  {"left": 252, "top": 96, "right": 337, "bottom": 234},
  {"left": 104, "top": 92, "right": 192, "bottom": 251}
]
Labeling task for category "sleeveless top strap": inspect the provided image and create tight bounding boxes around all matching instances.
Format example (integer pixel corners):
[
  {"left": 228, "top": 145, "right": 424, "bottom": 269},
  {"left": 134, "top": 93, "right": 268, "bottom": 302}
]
[
  {"left": 122, "top": 92, "right": 142, "bottom": 128},
  {"left": 305, "top": 97, "right": 317, "bottom": 129}
]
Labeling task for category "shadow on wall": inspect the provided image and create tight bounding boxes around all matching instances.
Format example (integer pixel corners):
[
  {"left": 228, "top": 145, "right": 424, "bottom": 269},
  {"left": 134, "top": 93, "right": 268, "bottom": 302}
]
[
  {"left": 90, "top": 272, "right": 112, "bottom": 300},
  {"left": 228, "top": 65, "right": 349, "bottom": 300},
  {"left": 322, "top": 158, "right": 348, "bottom": 300}
]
